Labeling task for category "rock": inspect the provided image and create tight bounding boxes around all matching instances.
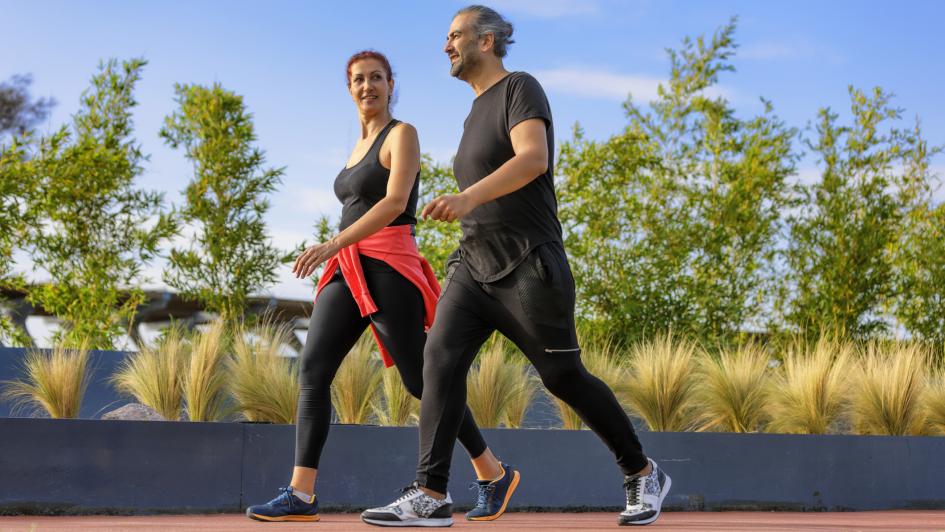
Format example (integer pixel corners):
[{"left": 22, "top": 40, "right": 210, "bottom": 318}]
[{"left": 101, "top": 403, "right": 166, "bottom": 421}]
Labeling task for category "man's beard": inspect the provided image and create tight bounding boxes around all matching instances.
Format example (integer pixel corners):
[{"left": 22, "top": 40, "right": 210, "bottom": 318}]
[{"left": 450, "top": 47, "right": 478, "bottom": 79}]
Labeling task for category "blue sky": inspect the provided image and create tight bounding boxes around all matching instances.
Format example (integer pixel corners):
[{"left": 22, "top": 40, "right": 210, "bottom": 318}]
[{"left": 5, "top": 0, "right": 945, "bottom": 311}]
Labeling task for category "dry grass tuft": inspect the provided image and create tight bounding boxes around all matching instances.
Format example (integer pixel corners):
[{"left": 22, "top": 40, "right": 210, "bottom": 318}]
[
  {"left": 693, "top": 343, "right": 770, "bottom": 433},
  {"left": 766, "top": 337, "right": 853, "bottom": 434},
  {"left": 850, "top": 341, "right": 929, "bottom": 436},
  {"left": 619, "top": 331, "right": 698, "bottom": 432},
  {"left": 112, "top": 326, "right": 187, "bottom": 420},
  {"left": 228, "top": 319, "right": 299, "bottom": 424},
  {"left": 373, "top": 368, "right": 419, "bottom": 426},
  {"left": 467, "top": 338, "right": 522, "bottom": 428},
  {"left": 2, "top": 344, "right": 91, "bottom": 419},
  {"left": 183, "top": 320, "right": 230, "bottom": 422},
  {"left": 331, "top": 333, "right": 382, "bottom": 424}
]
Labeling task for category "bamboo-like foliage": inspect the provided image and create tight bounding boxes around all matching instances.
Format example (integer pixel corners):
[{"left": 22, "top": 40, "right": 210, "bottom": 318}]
[
  {"left": 228, "top": 319, "right": 298, "bottom": 424},
  {"left": 766, "top": 337, "right": 853, "bottom": 434},
  {"left": 619, "top": 331, "right": 697, "bottom": 432},
  {"left": 850, "top": 342, "right": 929, "bottom": 436},
  {"left": 111, "top": 326, "right": 187, "bottom": 420},
  {"left": 373, "top": 368, "right": 419, "bottom": 427},
  {"left": 467, "top": 340, "right": 521, "bottom": 428},
  {"left": 693, "top": 343, "right": 770, "bottom": 433},
  {"left": 331, "top": 334, "right": 382, "bottom": 424},
  {"left": 1, "top": 344, "right": 90, "bottom": 419},
  {"left": 183, "top": 320, "right": 230, "bottom": 422}
]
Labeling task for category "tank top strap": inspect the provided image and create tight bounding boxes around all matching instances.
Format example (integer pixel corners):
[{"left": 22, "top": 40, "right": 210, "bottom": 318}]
[{"left": 368, "top": 119, "right": 401, "bottom": 160}]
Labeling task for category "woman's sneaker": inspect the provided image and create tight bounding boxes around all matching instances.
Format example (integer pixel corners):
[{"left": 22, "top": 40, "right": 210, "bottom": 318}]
[
  {"left": 245, "top": 486, "right": 319, "bottom": 522},
  {"left": 465, "top": 462, "right": 521, "bottom": 521},
  {"left": 618, "top": 459, "right": 671, "bottom": 526},
  {"left": 361, "top": 482, "right": 453, "bottom": 527}
]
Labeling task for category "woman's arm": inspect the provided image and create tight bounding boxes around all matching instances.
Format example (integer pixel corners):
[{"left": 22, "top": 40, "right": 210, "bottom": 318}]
[{"left": 293, "top": 123, "right": 421, "bottom": 278}]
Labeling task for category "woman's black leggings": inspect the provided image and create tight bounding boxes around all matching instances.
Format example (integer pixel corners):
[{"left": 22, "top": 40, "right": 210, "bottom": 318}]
[{"left": 295, "top": 255, "right": 488, "bottom": 468}]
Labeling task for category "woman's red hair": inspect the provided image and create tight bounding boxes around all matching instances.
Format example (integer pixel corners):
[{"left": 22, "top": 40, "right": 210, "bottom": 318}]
[{"left": 346, "top": 50, "right": 394, "bottom": 87}]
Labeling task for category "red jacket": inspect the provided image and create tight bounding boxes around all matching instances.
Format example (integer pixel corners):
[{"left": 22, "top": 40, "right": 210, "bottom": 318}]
[{"left": 315, "top": 224, "right": 440, "bottom": 367}]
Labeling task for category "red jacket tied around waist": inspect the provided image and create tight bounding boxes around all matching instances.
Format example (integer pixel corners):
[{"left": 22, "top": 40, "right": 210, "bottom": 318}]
[{"left": 314, "top": 225, "right": 441, "bottom": 368}]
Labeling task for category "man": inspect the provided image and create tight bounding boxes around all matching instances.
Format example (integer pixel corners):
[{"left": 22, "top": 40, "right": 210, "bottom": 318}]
[{"left": 361, "top": 5, "right": 671, "bottom": 527}]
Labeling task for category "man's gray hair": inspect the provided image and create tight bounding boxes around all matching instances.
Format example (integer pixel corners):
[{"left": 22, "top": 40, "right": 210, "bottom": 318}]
[{"left": 456, "top": 5, "right": 515, "bottom": 58}]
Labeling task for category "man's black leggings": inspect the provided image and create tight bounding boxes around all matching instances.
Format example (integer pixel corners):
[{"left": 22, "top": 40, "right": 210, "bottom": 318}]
[
  {"left": 415, "top": 241, "right": 648, "bottom": 493},
  {"left": 295, "top": 255, "right": 487, "bottom": 468}
]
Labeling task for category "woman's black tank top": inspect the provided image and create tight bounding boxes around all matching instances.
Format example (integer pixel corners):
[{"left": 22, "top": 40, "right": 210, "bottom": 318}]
[{"left": 334, "top": 119, "right": 419, "bottom": 231}]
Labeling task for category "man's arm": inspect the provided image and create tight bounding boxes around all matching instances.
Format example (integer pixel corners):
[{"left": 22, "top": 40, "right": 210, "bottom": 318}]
[{"left": 421, "top": 118, "right": 548, "bottom": 222}]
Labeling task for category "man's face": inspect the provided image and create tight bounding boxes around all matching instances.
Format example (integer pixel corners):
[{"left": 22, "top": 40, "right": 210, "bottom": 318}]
[{"left": 444, "top": 13, "right": 480, "bottom": 79}]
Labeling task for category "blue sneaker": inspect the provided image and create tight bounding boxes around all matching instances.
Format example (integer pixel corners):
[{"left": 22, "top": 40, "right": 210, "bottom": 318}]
[
  {"left": 246, "top": 486, "right": 320, "bottom": 522},
  {"left": 465, "top": 462, "right": 521, "bottom": 521}
]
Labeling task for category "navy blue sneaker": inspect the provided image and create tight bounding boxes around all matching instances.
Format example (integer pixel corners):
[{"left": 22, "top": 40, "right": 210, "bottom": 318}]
[
  {"left": 465, "top": 462, "right": 521, "bottom": 521},
  {"left": 246, "top": 486, "right": 320, "bottom": 522}
]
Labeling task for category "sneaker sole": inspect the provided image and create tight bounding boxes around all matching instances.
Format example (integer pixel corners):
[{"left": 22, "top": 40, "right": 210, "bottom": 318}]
[
  {"left": 248, "top": 513, "right": 320, "bottom": 522},
  {"left": 361, "top": 516, "right": 453, "bottom": 527},
  {"left": 618, "top": 474, "right": 672, "bottom": 526},
  {"left": 466, "top": 469, "right": 521, "bottom": 521}
]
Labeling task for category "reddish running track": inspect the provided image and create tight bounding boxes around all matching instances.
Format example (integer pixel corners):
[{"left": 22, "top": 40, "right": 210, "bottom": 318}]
[{"left": 2, "top": 512, "right": 945, "bottom": 531}]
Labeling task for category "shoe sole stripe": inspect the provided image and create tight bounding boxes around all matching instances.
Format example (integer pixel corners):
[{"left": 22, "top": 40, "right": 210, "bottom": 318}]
[
  {"left": 248, "top": 513, "right": 320, "bottom": 522},
  {"left": 466, "top": 470, "right": 521, "bottom": 522},
  {"left": 361, "top": 517, "right": 453, "bottom": 527}
]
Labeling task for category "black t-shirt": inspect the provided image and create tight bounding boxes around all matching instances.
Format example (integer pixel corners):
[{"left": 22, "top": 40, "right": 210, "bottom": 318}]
[
  {"left": 334, "top": 119, "right": 419, "bottom": 232},
  {"left": 453, "top": 71, "right": 562, "bottom": 282}
]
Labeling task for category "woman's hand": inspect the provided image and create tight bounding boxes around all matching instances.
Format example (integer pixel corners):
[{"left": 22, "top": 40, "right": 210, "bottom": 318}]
[{"left": 293, "top": 238, "right": 342, "bottom": 278}]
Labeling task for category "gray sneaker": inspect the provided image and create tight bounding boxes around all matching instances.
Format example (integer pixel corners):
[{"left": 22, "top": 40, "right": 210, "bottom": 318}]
[
  {"left": 361, "top": 483, "right": 453, "bottom": 527},
  {"left": 618, "top": 459, "right": 671, "bottom": 526}
]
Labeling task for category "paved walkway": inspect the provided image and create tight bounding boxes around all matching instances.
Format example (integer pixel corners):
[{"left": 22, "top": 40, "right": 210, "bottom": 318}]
[{"left": 2, "top": 511, "right": 945, "bottom": 531}]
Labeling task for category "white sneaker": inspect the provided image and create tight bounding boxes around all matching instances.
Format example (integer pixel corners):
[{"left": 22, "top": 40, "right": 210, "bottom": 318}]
[
  {"left": 618, "top": 458, "right": 671, "bottom": 526},
  {"left": 361, "top": 483, "right": 453, "bottom": 527}
]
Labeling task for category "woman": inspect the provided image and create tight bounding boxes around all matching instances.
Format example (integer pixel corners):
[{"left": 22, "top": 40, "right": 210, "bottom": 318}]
[{"left": 245, "top": 50, "right": 517, "bottom": 524}]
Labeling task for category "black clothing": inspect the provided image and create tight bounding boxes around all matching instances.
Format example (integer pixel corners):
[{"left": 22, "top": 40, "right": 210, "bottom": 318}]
[
  {"left": 452, "top": 72, "right": 561, "bottom": 283},
  {"left": 414, "top": 243, "right": 648, "bottom": 493},
  {"left": 335, "top": 119, "right": 419, "bottom": 232},
  {"left": 295, "top": 255, "right": 487, "bottom": 468}
]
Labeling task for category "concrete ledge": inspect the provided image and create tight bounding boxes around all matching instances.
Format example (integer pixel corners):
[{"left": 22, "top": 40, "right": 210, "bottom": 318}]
[{"left": 0, "top": 418, "right": 943, "bottom": 514}]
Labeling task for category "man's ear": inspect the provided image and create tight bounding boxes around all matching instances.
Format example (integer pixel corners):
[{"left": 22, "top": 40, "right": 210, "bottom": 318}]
[{"left": 479, "top": 32, "right": 495, "bottom": 54}]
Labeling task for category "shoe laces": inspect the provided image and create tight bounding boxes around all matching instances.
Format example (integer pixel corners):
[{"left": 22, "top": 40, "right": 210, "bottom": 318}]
[
  {"left": 624, "top": 475, "right": 643, "bottom": 509},
  {"left": 391, "top": 483, "right": 423, "bottom": 505},
  {"left": 468, "top": 481, "right": 496, "bottom": 509},
  {"left": 274, "top": 487, "right": 295, "bottom": 507}
]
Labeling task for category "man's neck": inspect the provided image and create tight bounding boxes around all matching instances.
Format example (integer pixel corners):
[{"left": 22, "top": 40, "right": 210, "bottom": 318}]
[{"left": 467, "top": 61, "right": 511, "bottom": 97}]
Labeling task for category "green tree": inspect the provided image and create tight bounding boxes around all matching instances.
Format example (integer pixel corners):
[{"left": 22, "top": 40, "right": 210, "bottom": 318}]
[
  {"left": 416, "top": 155, "right": 461, "bottom": 278},
  {"left": 896, "top": 203, "right": 945, "bottom": 343},
  {"left": 0, "top": 74, "right": 55, "bottom": 141},
  {"left": 22, "top": 58, "right": 176, "bottom": 349},
  {"left": 160, "top": 83, "right": 290, "bottom": 322},
  {"left": 557, "top": 19, "right": 796, "bottom": 343},
  {"left": 782, "top": 88, "right": 933, "bottom": 339},
  {"left": 892, "top": 125, "right": 944, "bottom": 342},
  {"left": 0, "top": 136, "right": 35, "bottom": 345}
]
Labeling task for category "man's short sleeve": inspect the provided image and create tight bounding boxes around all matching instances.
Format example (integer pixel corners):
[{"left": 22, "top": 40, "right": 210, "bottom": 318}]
[{"left": 507, "top": 73, "right": 552, "bottom": 132}]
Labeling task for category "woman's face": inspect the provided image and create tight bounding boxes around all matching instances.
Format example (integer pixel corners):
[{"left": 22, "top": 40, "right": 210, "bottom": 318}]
[{"left": 349, "top": 58, "right": 393, "bottom": 115}]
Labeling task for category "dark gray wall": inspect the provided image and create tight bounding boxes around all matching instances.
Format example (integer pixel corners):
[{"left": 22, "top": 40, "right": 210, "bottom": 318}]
[{"left": 1, "top": 418, "right": 944, "bottom": 515}]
